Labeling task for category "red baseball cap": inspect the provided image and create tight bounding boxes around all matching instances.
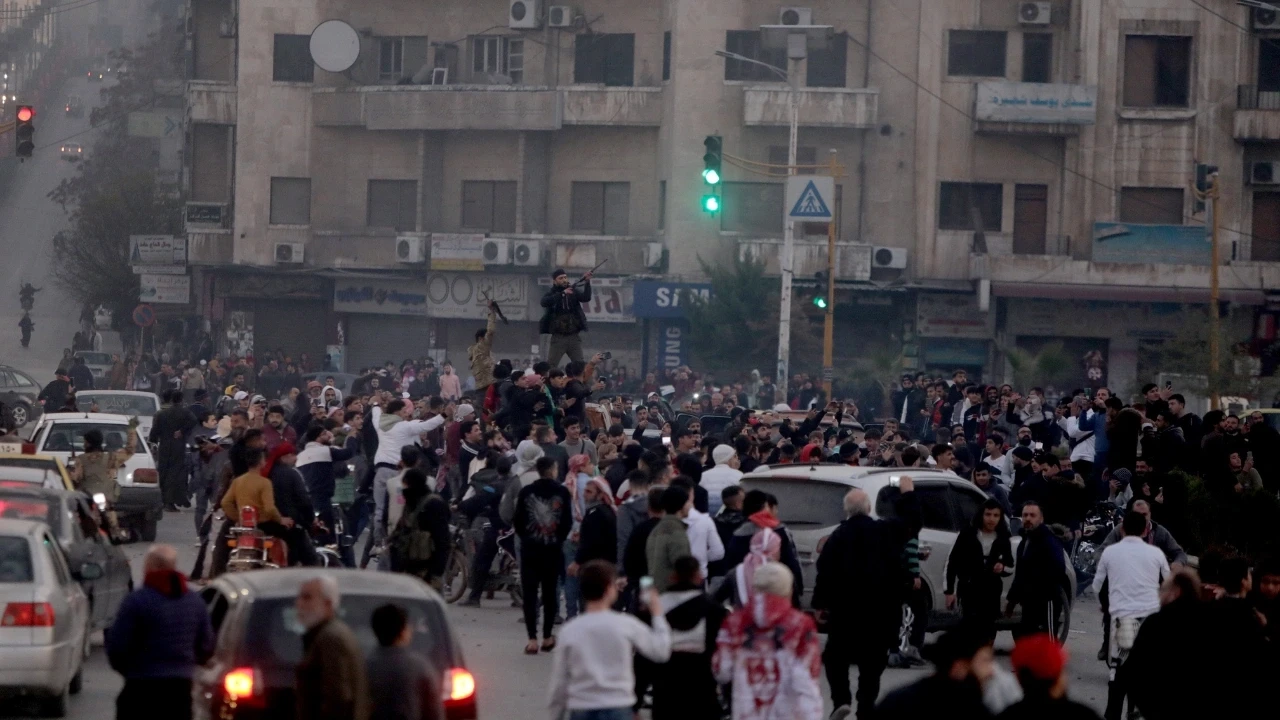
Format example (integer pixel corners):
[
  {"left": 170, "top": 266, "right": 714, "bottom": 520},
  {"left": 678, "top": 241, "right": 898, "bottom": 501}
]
[{"left": 1011, "top": 633, "right": 1067, "bottom": 682}]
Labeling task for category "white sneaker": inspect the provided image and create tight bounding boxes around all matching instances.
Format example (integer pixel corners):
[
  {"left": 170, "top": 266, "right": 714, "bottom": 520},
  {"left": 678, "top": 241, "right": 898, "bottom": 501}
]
[{"left": 830, "top": 706, "right": 852, "bottom": 720}]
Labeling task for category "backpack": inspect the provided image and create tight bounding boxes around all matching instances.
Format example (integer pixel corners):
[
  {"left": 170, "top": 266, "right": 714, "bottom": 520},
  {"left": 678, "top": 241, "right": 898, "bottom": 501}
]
[{"left": 388, "top": 500, "right": 434, "bottom": 569}]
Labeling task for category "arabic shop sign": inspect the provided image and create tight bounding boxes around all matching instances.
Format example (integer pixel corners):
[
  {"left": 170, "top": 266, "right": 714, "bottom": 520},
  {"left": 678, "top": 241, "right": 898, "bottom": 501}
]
[
  {"left": 333, "top": 280, "right": 429, "bottom": 316},
  {"left": 974, "top": 81, "right": 1097, "bottom": 125}
]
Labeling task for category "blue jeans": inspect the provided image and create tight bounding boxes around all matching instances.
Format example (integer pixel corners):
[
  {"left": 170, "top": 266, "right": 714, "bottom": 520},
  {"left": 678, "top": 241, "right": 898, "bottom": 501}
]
[
  {"left": 569, "top": 708, "right": 632, "bottom": 720},
  {"left": 562, "top": 539, "right": 580, "bottom": 618}
]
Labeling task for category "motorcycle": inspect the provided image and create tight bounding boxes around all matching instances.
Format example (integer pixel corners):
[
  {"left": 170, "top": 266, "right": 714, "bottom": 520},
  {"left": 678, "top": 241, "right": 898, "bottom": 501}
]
[
  {"left": 311, "top": 505, "right": 346, "bottom": 568},
  {"left": 1071, "top": 501, "right": 1123, "bottom": 591},
  {"left": 227, "top": 506, "right": 286, "bottom": 572}
]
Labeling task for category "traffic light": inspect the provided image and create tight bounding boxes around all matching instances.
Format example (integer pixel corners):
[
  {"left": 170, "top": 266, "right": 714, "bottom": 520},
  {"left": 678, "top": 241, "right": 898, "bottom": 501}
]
[
  {"left": 701, "top": 194, "right": 721, "bottom": 214},
  {"left": 702, "top": 135, "right": 722, "bottom": 186},
  {"left": 15, "top": 104, "right": 34, "bottom": 159},
  {"left": 1194, "top": 162, "right": 1218, "bottom": 214},
  {"left": 812, "top": 271, "right": 829, "bottom": 309}
]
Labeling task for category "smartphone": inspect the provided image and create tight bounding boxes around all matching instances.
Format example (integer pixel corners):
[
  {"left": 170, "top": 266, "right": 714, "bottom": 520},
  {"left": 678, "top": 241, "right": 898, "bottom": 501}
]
[
  {"left": 603, "top": 351, "right": 613, "bottom": 360},
  {"left": 1165, "top": 381, "right": 1173, "bottom": 389},
  {"left": 639, "top": 576, "right": 654, "bottom": 592}
]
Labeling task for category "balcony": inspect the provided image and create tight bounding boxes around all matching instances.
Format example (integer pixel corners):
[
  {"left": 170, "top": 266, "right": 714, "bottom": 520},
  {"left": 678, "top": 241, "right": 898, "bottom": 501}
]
[
  {"left": 972, "top": 81, "right": 1096, "bottom": 136},
  {"left": 737, "top": 239, "right": 873, "bottom": 281},
  {"left": 742, "top": 87, "right": 878, "bottom": 129},
  {"left": 1234, "top": 85, "right": 1280, "bottom": 142},
  {"left": 313, "top": 86, "right": 563, "bottom": 131},
  {"left": 186, "top": 229, "right": 233, "bottom": 265},
  {"left": 187, "top": 80, "right": 237, "bottom": 124},
  {"left": 562, "top": 87, "right": 663, "bottom": 126}
]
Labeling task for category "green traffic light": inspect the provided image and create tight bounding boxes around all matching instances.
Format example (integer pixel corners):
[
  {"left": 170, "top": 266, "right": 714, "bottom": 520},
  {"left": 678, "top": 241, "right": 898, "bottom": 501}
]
[
  {"left": 813, "top": 296, "right": 828, "bottom": 309},
  {"left": 702, "top": 194, "right": 721, "bottom": 213},
  {"left": 703, "top": 168, "right": 721, "bottom": 185}
]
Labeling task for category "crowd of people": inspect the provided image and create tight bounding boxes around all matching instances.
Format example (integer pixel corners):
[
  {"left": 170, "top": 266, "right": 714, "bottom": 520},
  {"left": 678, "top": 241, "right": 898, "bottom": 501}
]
[{"left": 26, "top": 268, "right": 1280, "bottom": 720}]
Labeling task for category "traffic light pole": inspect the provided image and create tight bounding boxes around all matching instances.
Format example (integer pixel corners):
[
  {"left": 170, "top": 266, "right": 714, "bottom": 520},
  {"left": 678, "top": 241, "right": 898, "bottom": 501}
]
[
  {"left": 1209, "top": 172, "right": 1221, "bottom": 411},
  {"left": 776, "top": 59, "right": 799, "bottom": 400},
  {"left": 822, "top": 150, "right": 838, "bottom": 399}
]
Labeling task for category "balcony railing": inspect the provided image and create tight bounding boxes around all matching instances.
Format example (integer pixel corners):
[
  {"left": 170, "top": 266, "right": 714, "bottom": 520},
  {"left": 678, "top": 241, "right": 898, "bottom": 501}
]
[{"left": 1239, "top": 84, "right": 1280, "bottom": 110}]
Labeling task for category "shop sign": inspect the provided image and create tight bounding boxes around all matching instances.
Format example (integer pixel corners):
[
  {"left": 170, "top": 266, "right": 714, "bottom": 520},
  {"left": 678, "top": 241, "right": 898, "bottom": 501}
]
[
  {"left": 657, "top": 319, "right": 689, "bottom": 369},
  {"left": 426, "top": 272, "right": 529, "bottom": 320},
  {"left": 139, "top": 274, "right": 190, "bottom": 304},
  {"left": 975, "top": 81, "right": 1098, "bottom": 125},
  {"left": 429, "top": 234, "right": 485, "bottom": 271},
  {"left": 333, "top": 279, "right": 428, "bottom": 316},
  {"left": 633, "top": 281, "right": 712, "bottom": 318},
  {"left": 916, "top": 293, "right": 993, "bottom": 339},
  {"left": 129, "top": 235, "right": 186, "bottom": 265}
]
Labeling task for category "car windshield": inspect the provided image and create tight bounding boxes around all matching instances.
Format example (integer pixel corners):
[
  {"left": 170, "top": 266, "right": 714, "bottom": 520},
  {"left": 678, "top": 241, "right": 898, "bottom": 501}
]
[
  {"left": 40, "top": 423, "right": 143, "bottom": 454},
  {"left": 76, "top": 352, "right": 111, "bottom": 365},
  {"left": 0, "top": 537, "right": 33, "bottom": 583},
  {"left": 242, "top": 596, "right": 455, "bottom": 675},
  {"left": 739, "top": 477, "right": 851, "bottom": 529},
  {"left": 80, "top": 394, "right": 158, "bottom": 416},
  {"left": 0, "top": 495, "right": 59, "bottom": 538}
]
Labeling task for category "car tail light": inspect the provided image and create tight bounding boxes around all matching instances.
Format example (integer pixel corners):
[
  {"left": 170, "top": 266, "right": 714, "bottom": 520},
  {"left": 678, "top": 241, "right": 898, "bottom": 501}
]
[
  {"left": 445, "top": 668, "right": 475, "bottom": 701},
  {"left": 2, "top": 602, "right": 56, "bottom": 627},
  {"left": 223, "top": 667, "right": 264, "bottom": 705},
  {"left": 131, "top": 468, "right": 158, "bottom": 484}
]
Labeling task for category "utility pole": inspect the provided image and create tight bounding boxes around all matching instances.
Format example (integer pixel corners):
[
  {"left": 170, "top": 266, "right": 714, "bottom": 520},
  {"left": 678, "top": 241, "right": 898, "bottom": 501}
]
[
  {"left": 777, "top": 55, "right": 799, "bottom": 400},
  {"left": 822, "top": 149, "right": 838, "bottom": 399},
  {"left": 1208, "top": 171, "right": 1222, "bottom": 411}
]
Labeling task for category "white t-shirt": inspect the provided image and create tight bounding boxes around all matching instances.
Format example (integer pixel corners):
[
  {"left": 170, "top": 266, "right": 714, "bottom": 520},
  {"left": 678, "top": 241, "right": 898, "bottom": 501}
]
[
  {"left": 1092, "top": 536, "right": 1170, "bottom": 619},
  {"left": 547, "top": 611, "right": 671, "bottom": 719},
  {"left": 700, "top": 465, "right": 743, "bottom": 515},
  {"left": 682, "top": 508, "right": 725, "bottom": 577}
]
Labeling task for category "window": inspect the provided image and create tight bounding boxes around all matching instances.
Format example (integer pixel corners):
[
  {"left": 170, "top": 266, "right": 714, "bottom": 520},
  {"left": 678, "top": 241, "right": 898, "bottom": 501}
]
[
  {"left": 367, "top": 180, "right": 418, "bottom": 231},
  {"left": 1123, "top": 35, "right": 1191, "bottom": 108},
  {"left": 574, "top": 33, "right": 635, "bottom": 87},
  {"left": 720, "top": 182, "right": 784, "bottom": 234},
  {"left": 768, "top": 146, "right": 818, "bottom": 176},
  {"left": 1022, "top": 33, "right": 1052, "bottom": 83},
  {"left": 461, "top": 181, "right": 517, "bottom": 233},
  {"left": 272, "top": 34, "right": 313, "bottom": 82},
  {"left": 1012, "top": 184, "right": 1048, "bottom": 255},
  {"left": 43, "top": 535, "right": 72, "bottom": 586},
  {"left": 269, "top": 177, "right": 311, "bottom": 225},
  {"left": 950, "top": 486, "right": 988, "bottom": 529},
  {"left": 0, "top": 537, "right": 33, "bottom": 583},
  {"left": 1119, "top": 187, "right": 1183, "bottom": 225},
  {"left": 658, "top": 180, "right": 666, "bottom": 230},
  {"left": 472, "top": 36, "right": 522, "bottom": 82},
  {"left": 807, "top": 33, "right": 848, "bottom": 88},
  {"left": 724, "top": 31, "right": 786, "bottom": 81},
  {"left": 1259, "top": 39, "right": 1280, "bottom": 93},
  {"left": 507, "top": 39, "right": 524, "bottom": 83},
  {"left": 571, "top": 182, "right": 631, "bottom": 234},
  {"left": 938, "top": 182, "right": 1003, "bottom": 231},
  {"left": 948, "top": 30, "right": 1007, "bottom": 77},
  {"left": 1252, "top": 192, "right": 1280, "bottom": 261},
  {"left": 379, "top": 38, "right": 403, "bottom": 81},
  {"left": 662, "top": 31, "right": 671, "bottom": 81}
]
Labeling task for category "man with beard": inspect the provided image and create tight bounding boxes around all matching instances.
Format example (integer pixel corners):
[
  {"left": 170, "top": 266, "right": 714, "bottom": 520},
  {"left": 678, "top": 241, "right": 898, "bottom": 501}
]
[
  {"left": 891, "top": 374, "right": 926, "bottom": 426},
  {"left": 1202, "top": 413, "right": 1248, "bottom": 493},
  {"left": 296, "top": 424, "right": 358, "bottom": 539},
  {"left": 1008, "top": 446, "right": 1044, "bottom": 514},
  {"left": 1005, "top": 501, "right": 1066, "bottom": 638},
  {"left": 262, "top": 404, "right": 297, "bottom": 451},
  {"left": 1245, "top": 410, "right": 1280, "bottom": 493},
  {"left": 540, "top": 268, "right": 593, "bottom": 365},
  {"left": 151, "top": 390, "right": 198, "bottom": 511}
]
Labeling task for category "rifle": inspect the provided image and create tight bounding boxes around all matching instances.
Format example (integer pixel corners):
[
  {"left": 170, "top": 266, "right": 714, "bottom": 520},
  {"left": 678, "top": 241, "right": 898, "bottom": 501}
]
[
  {"left": 480, "top": 289, "right": 509, "bottom": 325},
  {"left": 570, "top": 259, "right": 608, "bottom": 289}
]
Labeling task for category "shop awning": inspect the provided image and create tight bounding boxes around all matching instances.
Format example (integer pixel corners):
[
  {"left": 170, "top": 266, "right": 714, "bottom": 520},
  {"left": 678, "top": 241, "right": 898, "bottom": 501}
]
[{"left": 990, "top": 282, "right": 1266, "bottom": 306}]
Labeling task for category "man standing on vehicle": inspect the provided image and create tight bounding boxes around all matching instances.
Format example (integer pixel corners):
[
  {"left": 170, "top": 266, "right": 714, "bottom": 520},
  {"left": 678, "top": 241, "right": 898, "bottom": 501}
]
[
  {"left": 1005, "top": 500, "right": 1067, "bottom": 638},
  {"left": 107, "top": 545, "right": 214, "bottom": 720},
  {"left": 150, "top": 390, "right": 198, "bottom": 511},
  {"left": 295, "top": 576, "right": 370, "bottom": 720},
  {"left": 540, "top": 268, "right": 592, "bottom": 365}
]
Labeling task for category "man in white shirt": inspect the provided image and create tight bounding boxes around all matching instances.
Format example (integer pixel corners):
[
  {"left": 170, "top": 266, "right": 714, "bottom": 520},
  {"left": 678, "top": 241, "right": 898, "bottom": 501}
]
[
  {"left": 674, "top": 477, "right": 724, "bottom": 579},
  {"left": 700, "top": 445, "right": 743, "bottom": 515},
  {"left": 1057, "top": 398, "right": 1096, "bottom": 479},
  {"left": 548, "top": 560, "right": 671, "bottom": 720},
  {"left": 983, "top": 433, "right": 1013, "bottom": 485},
  {"left": 1091, "top": 509, "right": 1169, "bottom": 720},
  {"left": 370, "top": 399, "right": 445, "bottom": 549}
]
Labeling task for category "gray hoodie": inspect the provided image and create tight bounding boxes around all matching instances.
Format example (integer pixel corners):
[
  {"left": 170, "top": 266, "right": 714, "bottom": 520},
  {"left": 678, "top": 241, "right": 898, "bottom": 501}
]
[{"left": 615, "top": 490, "right": 651, "bottom": 567}]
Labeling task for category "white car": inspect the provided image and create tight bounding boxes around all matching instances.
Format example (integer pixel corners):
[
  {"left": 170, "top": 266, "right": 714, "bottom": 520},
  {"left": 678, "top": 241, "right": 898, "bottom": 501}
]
[
  {"left": 28, "top": 413, "right": 162, "bottom": 542},
  {"left": 739, "top": 464, "right": 1076, "bottom": 641},
  {"left": 0, "top": 518, "right": 94, "bottom": 716},
  {"left": 73, "top": 391, "right": 160, "bottom": 440}
]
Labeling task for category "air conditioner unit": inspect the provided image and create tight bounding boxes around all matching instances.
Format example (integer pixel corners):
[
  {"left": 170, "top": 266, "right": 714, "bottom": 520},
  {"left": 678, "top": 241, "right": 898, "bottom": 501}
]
[
  {"left": 548, "top": 5, "right": 574, "bottom": 28},
  {"left": 644, "top": 242, "right": 665, "bottom": 270},
  {"left": 512, "top": 239, "right": 543, "bottom": 266},
  {"left": 1018, "top": 2, "right": 1051, "bottom": 25},
  {"left": 509, "top": 0, "right": 543, "bottom": 29},
  {"left": 1252, "top": 161, "right": 1280, "bottom": 185},
  {"left": 274, "top": 242, "right": 305, "bottom": 264},
  {"left": 395, "top": 236, "right": 427, "bottom": 263},
  {"left": 1256, "top": 6, "right": 1280, "bottom": 30},
  {"left": 483, "top": 238, "right": 512, "bottom": 265},
  {"left": 872, "top": 246, "right": 908, "bottom": 269},
  {"left": 779, "top": 7, "right": 812, "bottom": 26}
]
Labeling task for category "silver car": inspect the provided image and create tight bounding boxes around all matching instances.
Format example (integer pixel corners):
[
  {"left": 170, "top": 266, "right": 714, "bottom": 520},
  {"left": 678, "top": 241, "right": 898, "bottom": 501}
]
[
  {"left": 740, "top": 464, "right": 1076, "bottom": 641},
  {"left": 0, "top": 518, "right": 96, "bottom": 716}
]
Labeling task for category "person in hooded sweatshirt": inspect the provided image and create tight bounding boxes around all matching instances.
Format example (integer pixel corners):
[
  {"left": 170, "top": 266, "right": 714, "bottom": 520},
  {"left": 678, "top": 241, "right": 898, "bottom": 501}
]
[
  {"left": 723, "top": 489, "right": 804, "bottom": 607},
  {"left": 513, "top": 456, "right": 574, "bottom": 654},
  {"left": 653, "top": 556, "right": 727, "bottom": 719}
]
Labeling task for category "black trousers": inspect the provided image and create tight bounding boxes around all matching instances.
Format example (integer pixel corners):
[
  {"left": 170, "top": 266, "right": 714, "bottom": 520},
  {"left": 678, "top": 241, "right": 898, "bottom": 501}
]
[
  {"left": 823, "top": 633, "right": 888, "bottom": 718},
  {"left": 468, "top": 524, "right": 500, "bottom": 602},
  {"left": 520, "top": 548, "right": 561, "bottom": 640},
  {"left": 117, "top": 677, "right": 192, "bottom": 720},
  {"left": 1015, "top": 597, "right": 1058, "bottom": 639}
]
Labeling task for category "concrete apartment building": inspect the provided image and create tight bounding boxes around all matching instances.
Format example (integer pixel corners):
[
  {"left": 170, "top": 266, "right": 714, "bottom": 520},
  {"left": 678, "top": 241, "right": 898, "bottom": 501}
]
[{"left": 182, "top": 0, "right": 1280, "bottom": 393}]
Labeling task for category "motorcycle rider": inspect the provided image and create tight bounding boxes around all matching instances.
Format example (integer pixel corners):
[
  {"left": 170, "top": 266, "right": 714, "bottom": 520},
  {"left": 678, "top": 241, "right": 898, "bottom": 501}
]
[
  {"left": 18, "top": 283, "right": 40, "bottom": 311},
  {"left": 70, "top": 421, "right": 139, "bottom": 542},
  {"left": 18, "top": 313, "right": 33, "bottom": 348},
  {"left": 220, "top": 445, "right": 295, "bottom": 563}
]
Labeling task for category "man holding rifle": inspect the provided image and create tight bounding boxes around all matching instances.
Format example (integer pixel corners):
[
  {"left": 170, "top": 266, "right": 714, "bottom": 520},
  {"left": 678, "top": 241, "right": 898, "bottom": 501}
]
[{"left": 541, "top": 267, "right": 594, "bottom": 364}]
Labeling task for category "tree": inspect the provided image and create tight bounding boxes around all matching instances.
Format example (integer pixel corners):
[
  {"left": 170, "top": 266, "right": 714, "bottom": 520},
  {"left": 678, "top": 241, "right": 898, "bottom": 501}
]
[
  {"left": 1003, "top": 341, "right": 1076, "bottom": 391},
  {"left": 683, "top": 254, "right": 824, "bottom": 378}
]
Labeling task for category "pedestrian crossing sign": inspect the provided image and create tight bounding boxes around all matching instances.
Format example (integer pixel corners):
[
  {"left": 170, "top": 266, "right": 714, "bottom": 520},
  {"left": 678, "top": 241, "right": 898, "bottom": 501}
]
[{"left": 786, "top": 176, "right": 835, "bottom": 221}]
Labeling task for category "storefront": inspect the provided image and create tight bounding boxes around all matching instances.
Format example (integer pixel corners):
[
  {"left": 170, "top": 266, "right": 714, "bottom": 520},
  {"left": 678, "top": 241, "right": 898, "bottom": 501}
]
[
  {"left": 333, "top": 278, "right": 433, "bottom": 372},
  {"left": 219, "top": 274, "right": 330, "bottom": 361},
  {"left": 915, "top": 292, "right": 994, "bottom": 379}
]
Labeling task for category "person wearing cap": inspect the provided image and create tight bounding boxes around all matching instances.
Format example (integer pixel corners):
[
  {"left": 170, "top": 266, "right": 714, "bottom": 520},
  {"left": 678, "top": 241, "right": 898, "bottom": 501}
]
[
  {"left": 998, "top": 633, "right": 1101, "bottom": 719},
  {"left": 700, "top": 445, "right": 743, "bottom": 515},
  {"left": 874, "top": 627, "right": 995, "bottom": 720},
  {"left": 540, "top": 267, "right": 593, "bottom": 365},
  {"left": 37, "top": 368, "right": 73, "bottom": 413}
]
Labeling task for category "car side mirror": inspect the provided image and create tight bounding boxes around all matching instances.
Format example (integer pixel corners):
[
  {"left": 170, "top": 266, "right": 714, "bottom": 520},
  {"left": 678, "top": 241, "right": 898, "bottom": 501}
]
[{"left": 77, "top": 562, "right": 104, "bottom": 581}]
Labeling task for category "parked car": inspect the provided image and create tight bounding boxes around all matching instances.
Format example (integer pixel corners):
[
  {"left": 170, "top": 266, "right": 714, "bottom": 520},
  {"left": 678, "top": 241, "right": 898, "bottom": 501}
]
[
  {"left": 71, "top": 352, "right": 112, "bottom": 384},
  {"left": 194, "top": 569, "right": 477, "bottom": 720},
  {"left": 0, "top": 518, "right": 94, "bottom": 716},
  {"left": 0, "top": 365, "right": 45, "bottom": 428},
  {"left": 59, "top": 143, "right": 84, "bottom": 162},
  {"left": 86, "top": 69, "right": 105, "bottom": 81},
  {"left": 0, "top": 485, "right": 131, "bottom": 630},
  {"left": 29, "top": 413, "right": 162, "bottom": 542},
  {"left": 0, "top": 454, "right": 74, "bottom": 491},
  {"left": 73, "top": 391, "right": 160, "bottom": 440},
  {"left": 739, "top": 464, "right": 1076, "bottom": 642}
]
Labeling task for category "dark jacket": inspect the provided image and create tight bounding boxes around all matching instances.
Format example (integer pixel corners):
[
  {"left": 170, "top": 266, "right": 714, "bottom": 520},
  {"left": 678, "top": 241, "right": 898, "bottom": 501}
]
[
  {"left": 998, "top": 698, "right": 1101, "bottom": 720},
  {"left": 457, "top": 468, "right": 510, "bottom": 528},
  {"left": 575, "top": 502, "right": 617, "bottom": 565},
  {"left": 366, "top": 645, "right": 444, "bottom": 720},
  {"left": 725, "top": 516, "right": 806, "bottom": 607},
  {"left": 297, "top": 442, "right": 358, "bottom": 503},
  {"left": 1125, "top": 598, "right": 1214, "bottom": 720},
  {"left": 812, "top": 492, "right": 920, "bottom": 642},
  {"left": 646, "top": 515, "right": 692, "bottom": 592},
  {"left": 395, "top": 492, "right": 454, "bottom": 579},
  {"left": 296, "top": 617, "right": 371, "bottom": 720},
  {"left": 512, "top": 477, "right": 572, "bottom": 551},
  {"left": 623, "top": 517, "right": 660, "bottom": 580},
  {"left": 268, "top": 463, "right": 315, "bottom": 526},
  {"left": 106, "top": 570, "right": 214, "bottom": 679},
  {"left": 944, "top": 525, "right": 1014, "bottom": 596},
  {"left": 1007, "top": 523, "right": 1066, "bottom": 608},
  {"left": 876, "top": 674, "right": 990, "bottom": 720},
  {"left": 539, "top": 281, "right": 592, "bottom": 336},
  {"left": 69, "top": 363, "right": 95, "bottom": 391},
  {"left": 1008, "top": 465, "right": 1046, "bottom": 514}
]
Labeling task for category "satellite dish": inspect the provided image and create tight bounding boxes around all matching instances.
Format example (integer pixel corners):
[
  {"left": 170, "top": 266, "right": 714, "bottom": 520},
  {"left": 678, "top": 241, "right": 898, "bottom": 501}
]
[{"left": 310, "top": 20, "right": 360, "bottom": 73}]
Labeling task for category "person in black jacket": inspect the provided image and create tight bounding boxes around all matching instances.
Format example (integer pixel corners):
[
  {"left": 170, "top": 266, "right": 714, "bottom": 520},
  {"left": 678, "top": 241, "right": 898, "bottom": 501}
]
[
  {"left": 389, "top": 468, "right": 453, "bottom": 588},
  {"left": 571, "top": 479, "right": 617, "bottom": 570},
  {"left": 722, "top": 490, "right": 804, "bottom": 607},
  {"left": 512, "top": 457, "right": 573, "bottom": 654},
  {"left": 813, "top": 478, "right": 921, "bottom": 719},
  {"left": 944, "top": 498, "right": 1015, "bottom": 642},
  {"left": 263, "top": 443, "right": 318, "bottom": 566},
  {"left": 457, "top": 452, "right": 513, "bottom": 607},
  {"left": 541, "top": 268, "right": 592, "bottom": 365},
  {"left": 1005, "top": 500, "right": 1066, "bottom": 638}
]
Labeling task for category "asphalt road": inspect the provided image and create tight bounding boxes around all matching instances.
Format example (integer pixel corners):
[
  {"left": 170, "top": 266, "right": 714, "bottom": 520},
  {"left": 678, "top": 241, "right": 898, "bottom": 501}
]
[
  {"left": 0, "top": 506, "right": 1115, "bottom": 719},
  {"left": 0, "top": 74, "right": 105, "bottom": 386}
]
